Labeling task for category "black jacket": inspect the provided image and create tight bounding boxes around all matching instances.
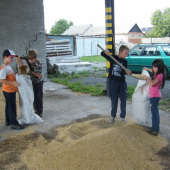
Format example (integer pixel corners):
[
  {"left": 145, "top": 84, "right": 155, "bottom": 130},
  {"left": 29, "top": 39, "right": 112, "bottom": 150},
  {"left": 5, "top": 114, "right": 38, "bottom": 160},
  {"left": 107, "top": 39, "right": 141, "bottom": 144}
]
[{"left": 101, "top": 51, "right": 127, "bottom": 82}]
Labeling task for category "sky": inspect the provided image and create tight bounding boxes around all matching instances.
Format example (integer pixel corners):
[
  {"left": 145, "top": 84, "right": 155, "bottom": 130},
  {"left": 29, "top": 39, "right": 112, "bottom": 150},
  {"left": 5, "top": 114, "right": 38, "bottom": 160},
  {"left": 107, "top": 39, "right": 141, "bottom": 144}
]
[{"left": 43, "top": 0, "right": 170, "bottom": 33}]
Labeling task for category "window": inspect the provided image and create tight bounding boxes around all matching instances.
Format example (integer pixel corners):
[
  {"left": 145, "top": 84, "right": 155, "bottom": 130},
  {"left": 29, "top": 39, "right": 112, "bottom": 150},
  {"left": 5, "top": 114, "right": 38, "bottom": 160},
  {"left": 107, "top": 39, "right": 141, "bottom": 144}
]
[
  {"left": 162, "top": 46, "right": 170, "bottom": 56},
  {"left": 143, "top": 47, "right": 160, "bottom": 56},
  {"left": 129, "top": 46, "right": 144, "bottom": 56}
]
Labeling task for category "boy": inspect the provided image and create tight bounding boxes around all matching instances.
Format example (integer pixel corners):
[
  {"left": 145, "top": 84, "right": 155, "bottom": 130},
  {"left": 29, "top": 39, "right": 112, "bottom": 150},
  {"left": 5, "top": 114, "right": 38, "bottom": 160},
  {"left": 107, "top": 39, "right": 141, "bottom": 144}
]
[
  {"left": 0, "top": 49, "right": 24, "bottom": 130},
  {"left": 16, "top": 49, "right": 43, "bottom": 117},
  {"left": 101, "top": 45, "right": 131, "bottom": 123}
]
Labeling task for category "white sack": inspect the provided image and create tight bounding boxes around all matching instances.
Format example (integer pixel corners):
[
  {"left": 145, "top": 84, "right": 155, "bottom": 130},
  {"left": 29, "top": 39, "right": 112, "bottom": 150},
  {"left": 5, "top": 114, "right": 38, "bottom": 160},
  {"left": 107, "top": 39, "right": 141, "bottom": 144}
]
[
  {"left": 16, "top": 74, "right": 43, "bottom": 124},
  {"left": 132, "top": 70, "right": 152, "bottom": 127}
]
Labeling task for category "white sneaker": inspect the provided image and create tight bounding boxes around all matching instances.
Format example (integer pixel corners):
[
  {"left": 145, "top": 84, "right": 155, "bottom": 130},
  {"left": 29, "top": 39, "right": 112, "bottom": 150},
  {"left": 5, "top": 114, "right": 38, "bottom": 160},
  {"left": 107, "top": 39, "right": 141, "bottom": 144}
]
[
  {"left": 121, "top": 118, "right": 126, "bottom": 124},
  {"left": 110, "top": 117, "right": 115, "bottom": 123}
]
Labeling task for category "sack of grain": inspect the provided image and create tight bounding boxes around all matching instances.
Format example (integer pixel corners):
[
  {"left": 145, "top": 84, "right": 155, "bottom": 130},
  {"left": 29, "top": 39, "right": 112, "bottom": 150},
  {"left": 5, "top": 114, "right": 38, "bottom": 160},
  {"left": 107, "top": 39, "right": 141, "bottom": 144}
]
[
  {"left": 132, "top": 70, "right": 152, "bottom": 127},
  {"left": 16, "top": 74, "right": 43, "bottom": 124}
]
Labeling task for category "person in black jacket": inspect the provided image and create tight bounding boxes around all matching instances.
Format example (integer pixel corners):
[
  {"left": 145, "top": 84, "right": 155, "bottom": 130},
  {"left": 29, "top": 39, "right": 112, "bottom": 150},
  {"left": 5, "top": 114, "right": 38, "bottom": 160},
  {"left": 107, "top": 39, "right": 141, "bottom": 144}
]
[{"left": 101, "top": 45, "right": 131, "bottom": 124}]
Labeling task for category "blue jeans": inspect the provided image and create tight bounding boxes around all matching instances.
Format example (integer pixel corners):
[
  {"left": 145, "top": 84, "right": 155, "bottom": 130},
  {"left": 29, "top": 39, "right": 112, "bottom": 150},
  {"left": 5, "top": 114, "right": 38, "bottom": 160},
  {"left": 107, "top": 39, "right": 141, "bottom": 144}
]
[
  {"left": 110, "top": 80, "right": 127, "bottom": 118},
  {"left": 150, "top": 97, "right": 161, "bottom": 132},
  {"left": 3, "top": 91, "right": 19, "bottom": 125}
]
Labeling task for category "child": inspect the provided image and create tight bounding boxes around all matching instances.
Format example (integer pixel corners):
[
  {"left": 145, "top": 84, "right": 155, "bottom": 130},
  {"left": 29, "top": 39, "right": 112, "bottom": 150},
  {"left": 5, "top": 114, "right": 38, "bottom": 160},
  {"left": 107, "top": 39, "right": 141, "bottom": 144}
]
[
  {"left": 0, "top": 49, "right": 24, "bottom": 130},
  {"left": 101, "top": 45, "right": 131, "bottom": 124},
  {"left": 16, "top": 49, "right": 44, "bottom": 117},
  {"left": 143, "top": 59, "right": 165, "bottom": 136}
]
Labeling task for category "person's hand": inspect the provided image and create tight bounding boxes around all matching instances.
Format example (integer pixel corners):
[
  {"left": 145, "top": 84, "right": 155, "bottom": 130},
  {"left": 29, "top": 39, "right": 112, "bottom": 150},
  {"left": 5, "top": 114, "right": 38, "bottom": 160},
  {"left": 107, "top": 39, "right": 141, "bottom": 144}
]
[
  {"left": 144, "top": 76, "right": 150, "bottom": 81},
  {"left": 143, "top": 67, "right": 147, "bottom": 70},
  {"left": 104, "top": 50, "right": 110, "bottom": 56},
  {"left": 12, "top": 81, "right": 20, "bottom": 87},
  {"left": 126, "top": 69, "right": 131, "bottom": 75}
]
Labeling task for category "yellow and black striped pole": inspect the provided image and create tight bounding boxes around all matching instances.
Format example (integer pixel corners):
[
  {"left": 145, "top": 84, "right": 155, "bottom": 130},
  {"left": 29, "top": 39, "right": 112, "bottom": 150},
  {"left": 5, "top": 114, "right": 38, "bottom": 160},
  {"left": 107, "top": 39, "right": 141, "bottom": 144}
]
[{"left": 105, "top": 0, "right": 115, "bottom": 96}]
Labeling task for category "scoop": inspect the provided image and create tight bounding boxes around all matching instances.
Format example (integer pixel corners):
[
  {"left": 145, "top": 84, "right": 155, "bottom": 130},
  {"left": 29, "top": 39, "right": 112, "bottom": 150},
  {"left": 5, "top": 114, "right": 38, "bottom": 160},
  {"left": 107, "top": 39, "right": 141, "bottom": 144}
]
[{"left": 97, "top": 44, "right": 147, "bottom": 80}]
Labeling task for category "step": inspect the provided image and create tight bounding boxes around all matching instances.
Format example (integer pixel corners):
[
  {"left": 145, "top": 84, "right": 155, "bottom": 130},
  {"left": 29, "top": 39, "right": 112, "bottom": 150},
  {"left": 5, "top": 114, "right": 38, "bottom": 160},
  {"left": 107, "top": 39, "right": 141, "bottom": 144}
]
[
  {"left": 48, "top": 56, "right": 81, "bottom": 64},
  {"left": 54, "top": 62, "right": 93, "bottom": 74}
]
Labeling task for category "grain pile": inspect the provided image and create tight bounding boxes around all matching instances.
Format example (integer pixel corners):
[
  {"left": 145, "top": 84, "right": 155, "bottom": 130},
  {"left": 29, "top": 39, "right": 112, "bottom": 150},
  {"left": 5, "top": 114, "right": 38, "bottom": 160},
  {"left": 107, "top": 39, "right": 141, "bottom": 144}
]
[
  {"left": 0, "top": 118, "right": 167, "bottom": 170},
  {"left": 0, "top": 89, "right": 169, "bottom": 170}
]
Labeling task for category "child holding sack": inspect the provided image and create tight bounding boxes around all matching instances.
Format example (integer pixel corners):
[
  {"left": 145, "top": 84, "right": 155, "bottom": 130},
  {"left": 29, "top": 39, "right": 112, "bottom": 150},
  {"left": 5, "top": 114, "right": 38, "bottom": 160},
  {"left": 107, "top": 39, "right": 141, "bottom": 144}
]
[
  {"left": 16, "top": 49, "right": 44, "bottom": 117},
  {"left": 143, "top": 59, "right": 165, "bottom": 136},
  {"left": 0, "top": 49, "right": 24, "bottom": 130}
]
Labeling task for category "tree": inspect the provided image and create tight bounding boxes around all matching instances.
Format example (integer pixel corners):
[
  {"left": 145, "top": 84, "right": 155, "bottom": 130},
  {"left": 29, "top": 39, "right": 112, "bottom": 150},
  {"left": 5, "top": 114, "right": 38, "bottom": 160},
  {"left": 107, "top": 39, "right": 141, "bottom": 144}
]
[
  {"left": 148, "top": 7, "right": 170, "bottom": 37},
  {"left": 50, "top": 19, "right": 73, "bottom": 35}
]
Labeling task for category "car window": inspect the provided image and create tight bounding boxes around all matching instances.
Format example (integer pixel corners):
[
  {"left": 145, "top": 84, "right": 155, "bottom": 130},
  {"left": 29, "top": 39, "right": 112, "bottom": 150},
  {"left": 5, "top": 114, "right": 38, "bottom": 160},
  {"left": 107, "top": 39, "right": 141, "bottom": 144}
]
[
  {"left": 129, "top": 46, "right": 144, "bottom": 56},
  {"left": 143, "top": 47, "right": 160, "bottom": 56},
  {"left": 162, "top": 46, "right": 170, "bottom": 56}
]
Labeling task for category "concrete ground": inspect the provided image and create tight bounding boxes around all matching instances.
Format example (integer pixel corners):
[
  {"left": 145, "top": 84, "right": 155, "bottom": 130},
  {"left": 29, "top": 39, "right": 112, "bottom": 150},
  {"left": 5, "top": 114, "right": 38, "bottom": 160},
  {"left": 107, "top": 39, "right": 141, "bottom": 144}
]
[{"left": 0, "top": 80, "right": 170, "bottom": 143}]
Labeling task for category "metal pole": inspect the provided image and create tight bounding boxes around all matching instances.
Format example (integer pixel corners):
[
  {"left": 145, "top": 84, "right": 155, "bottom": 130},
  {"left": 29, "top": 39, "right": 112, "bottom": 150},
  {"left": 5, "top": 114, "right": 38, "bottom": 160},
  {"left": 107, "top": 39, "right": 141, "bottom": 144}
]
[{"left": 105, "top": 0, "right": 115, "bottom": 96}]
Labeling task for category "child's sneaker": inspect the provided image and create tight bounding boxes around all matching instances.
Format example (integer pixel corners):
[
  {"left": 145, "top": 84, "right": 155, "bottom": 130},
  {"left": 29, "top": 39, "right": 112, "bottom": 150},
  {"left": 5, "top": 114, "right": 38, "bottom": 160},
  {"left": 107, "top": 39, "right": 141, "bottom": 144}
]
[
  {"left": 110, "top": 117, "right": 115, "bottom": 123},
  {"left": 148, "top": 130, "right": 159, "bottom": 136},
  {"left": 11, "top": 124, "right": 24, "bottom": 130},
  {"left": 121, "top": 118, "right": 126, "bottom": 124}
]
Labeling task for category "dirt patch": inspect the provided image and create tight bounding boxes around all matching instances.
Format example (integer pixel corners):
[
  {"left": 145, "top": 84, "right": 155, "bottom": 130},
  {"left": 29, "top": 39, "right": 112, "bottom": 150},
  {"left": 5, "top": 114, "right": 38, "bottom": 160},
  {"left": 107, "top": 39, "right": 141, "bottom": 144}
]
[{"left": 157, "top": 139, "right": 170, "bottom": 170}]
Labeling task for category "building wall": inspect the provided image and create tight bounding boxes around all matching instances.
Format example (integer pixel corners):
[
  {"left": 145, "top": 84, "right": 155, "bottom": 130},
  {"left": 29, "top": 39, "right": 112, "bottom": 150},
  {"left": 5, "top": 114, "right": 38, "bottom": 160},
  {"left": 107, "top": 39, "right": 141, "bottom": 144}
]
[
  {"left": 76, "top": 36, "right": 105, "bottom": 56},
  {"left": 127, "top": 32, "right": 145, "bottom": 44},
  {"left": 0, "top": 0, "right": 46, "bottom": 78},
  {"left": 115, "top": 35, "right": 128, "bottom": 42}
]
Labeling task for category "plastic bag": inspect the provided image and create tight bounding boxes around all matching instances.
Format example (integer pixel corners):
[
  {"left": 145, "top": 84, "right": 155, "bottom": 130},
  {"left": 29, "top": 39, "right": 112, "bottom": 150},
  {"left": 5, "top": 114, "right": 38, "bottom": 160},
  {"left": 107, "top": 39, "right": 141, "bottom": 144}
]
[
  {"left": 132, "top": 70, "right": 152, "bottom": 127},
  {"left": 16, "top": 74, "right": 43, "bottom": 124}
]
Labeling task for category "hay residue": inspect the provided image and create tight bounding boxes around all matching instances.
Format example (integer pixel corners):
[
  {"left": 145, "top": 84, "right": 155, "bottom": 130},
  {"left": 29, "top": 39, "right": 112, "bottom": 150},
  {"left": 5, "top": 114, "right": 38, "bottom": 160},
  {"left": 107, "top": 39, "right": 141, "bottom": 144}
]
[{"left": 8, "top": 118, "right": 167, "bottom": 170}]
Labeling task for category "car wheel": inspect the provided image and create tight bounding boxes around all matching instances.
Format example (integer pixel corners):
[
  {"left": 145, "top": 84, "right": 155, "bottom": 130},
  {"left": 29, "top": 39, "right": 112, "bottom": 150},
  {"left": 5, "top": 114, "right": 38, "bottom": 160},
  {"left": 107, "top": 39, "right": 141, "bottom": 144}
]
[{"left": 164, "top": 67, "right": 168, "bottom": 80}]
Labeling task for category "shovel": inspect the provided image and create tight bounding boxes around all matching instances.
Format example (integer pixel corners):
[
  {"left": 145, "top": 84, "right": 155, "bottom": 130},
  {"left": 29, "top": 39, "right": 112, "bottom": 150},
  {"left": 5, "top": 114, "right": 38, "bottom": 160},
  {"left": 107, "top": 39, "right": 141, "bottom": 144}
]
[{"left": 97, "top": 44, "right": 147, "bottom": 80}]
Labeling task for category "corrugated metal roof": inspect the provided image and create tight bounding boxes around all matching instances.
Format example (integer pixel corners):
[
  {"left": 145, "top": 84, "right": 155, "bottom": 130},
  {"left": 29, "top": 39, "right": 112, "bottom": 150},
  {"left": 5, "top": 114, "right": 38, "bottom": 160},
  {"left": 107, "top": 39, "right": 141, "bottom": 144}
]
[
  {"left": 83, "top": 26, "right": 105, "bottom": 36},
  {"left": 62, "top": 24, "right": 93, "bottom": 35},
  {"left": 62, "top": 23, "right": 141, "bottom": 36}
]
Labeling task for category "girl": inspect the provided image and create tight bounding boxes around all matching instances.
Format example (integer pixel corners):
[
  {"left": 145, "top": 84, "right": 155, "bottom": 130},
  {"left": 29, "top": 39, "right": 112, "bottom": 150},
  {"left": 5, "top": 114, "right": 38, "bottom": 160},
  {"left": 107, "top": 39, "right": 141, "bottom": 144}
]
[{"left": 143, "top": 59, "right": 165, "bottom": 136}]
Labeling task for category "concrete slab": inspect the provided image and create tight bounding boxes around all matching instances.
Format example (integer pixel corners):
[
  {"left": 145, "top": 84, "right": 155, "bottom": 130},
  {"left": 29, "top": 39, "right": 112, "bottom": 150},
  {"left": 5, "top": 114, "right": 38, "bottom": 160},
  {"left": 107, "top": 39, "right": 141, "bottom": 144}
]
[
  {"left": 55, "top": 62, "right": 93, "bottom": 74},
  {"left": 0, "top": 81, "right": 170, "bottom": 143}
]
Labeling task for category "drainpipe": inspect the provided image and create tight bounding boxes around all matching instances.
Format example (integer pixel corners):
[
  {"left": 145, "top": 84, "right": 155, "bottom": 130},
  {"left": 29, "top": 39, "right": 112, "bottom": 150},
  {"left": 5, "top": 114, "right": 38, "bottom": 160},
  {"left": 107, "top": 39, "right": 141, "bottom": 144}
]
[{"left": 105, "top": 0, "right": 115, "bottom": 96}]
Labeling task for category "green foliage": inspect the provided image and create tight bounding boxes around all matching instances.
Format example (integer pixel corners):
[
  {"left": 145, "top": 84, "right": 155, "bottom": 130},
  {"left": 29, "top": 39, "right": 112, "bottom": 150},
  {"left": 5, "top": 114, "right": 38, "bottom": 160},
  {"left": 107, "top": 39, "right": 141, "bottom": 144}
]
[
  {"left": 149, "top": 7, "right": 170, "bottom": 37},
  {"left": 81, "top": 56, "right": 106, "bottom": 62},
  {"left": 127, "top": 85, "right": 136, "bottom": 99},
  {"left": 51, "top": 76, "right": 104, "bottom": 96},
  {"left": 50, "top": 19, "right": 73, "bottom": 35}
]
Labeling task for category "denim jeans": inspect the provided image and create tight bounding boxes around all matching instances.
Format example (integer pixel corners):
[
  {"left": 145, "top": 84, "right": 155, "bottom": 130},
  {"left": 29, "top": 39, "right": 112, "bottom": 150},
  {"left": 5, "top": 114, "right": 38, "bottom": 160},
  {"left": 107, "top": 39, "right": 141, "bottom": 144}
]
[
  {"left": 110, "top": 80, "right": 127, "bottom": 118},
  {"left": 150, "top": 97, "right": 161, "bottom": 132},
  {"left": 3, "top": 91, "right": 19, "bottom": 125}
]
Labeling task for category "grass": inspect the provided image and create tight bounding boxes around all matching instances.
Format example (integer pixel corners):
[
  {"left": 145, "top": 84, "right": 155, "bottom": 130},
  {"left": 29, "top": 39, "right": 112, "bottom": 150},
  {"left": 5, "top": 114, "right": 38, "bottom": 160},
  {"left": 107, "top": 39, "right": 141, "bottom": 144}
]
[
  {"left": 49, "top": 71, "right": 136, "bottom": 98},
  {"left": 127, "top": 85, "right": 136, "bottom": 99},
  {"left": 159, "top": 98, "right": 170, "bottom": 112},
  {"left": 50, "top": 71, "right": 104, "bottom": 96},
  {"left": 81, "top": 55, "right": 106, "bottom": 62}
]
